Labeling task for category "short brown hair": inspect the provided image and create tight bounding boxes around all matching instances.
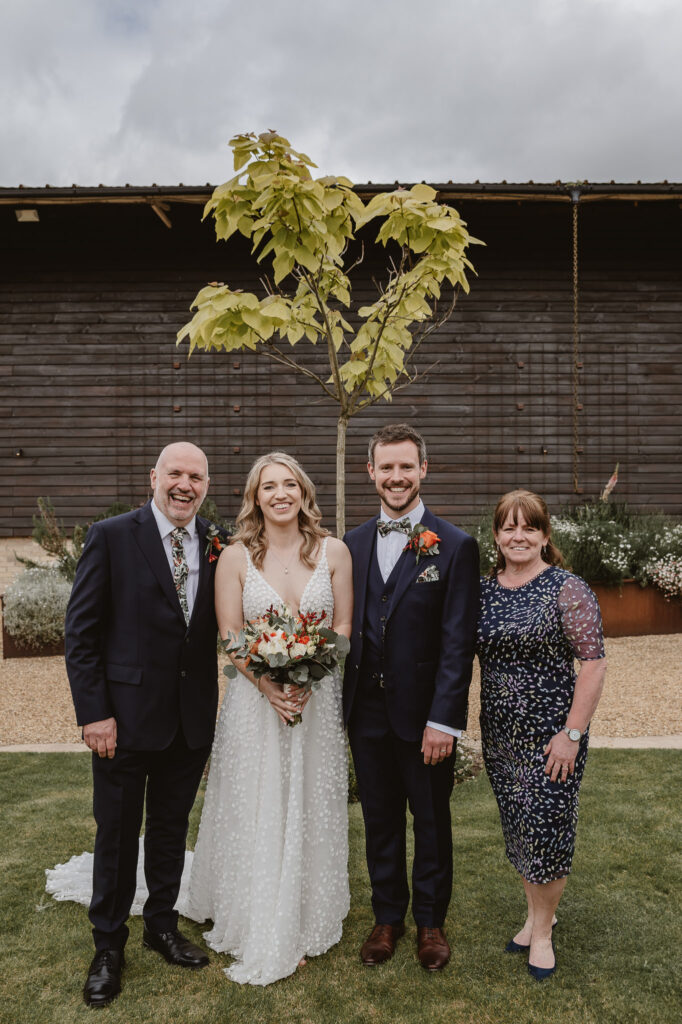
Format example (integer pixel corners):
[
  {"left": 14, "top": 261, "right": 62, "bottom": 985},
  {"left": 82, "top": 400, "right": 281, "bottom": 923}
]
[
  {"left": 489, "top": 489, "right": 564, "bottom": 577},
  {"left": 368, "top": 423, "right": 427, "bottom": 466}
]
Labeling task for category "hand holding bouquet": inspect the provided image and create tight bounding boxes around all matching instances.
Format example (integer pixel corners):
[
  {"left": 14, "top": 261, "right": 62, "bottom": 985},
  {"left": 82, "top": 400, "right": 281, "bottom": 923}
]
[{"left": 222, "top": 606, "right": 350, "bottom": 725}]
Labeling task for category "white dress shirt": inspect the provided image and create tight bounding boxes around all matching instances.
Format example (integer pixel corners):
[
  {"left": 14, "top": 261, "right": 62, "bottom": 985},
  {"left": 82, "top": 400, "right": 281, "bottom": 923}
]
[
  {"left": 151, "top": 500, "right": 201, "bottom": 617},
  {"left": 376, "top": 501, "right": 461, "bottom": 740}
]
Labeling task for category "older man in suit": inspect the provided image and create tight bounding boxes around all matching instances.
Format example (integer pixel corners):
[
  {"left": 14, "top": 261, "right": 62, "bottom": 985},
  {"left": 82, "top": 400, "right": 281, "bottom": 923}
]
[
  {"left": 65, "top": 441, "right": 225, "bottom": 1007},
  {"left": 343, "top": 424, "right": 479, "bottom": 971}
]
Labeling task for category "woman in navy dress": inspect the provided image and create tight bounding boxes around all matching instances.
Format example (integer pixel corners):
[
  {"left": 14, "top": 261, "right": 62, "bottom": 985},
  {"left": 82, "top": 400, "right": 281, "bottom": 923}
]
[{"left": 477, "top": 490, "right": 606, "bottom": 981}]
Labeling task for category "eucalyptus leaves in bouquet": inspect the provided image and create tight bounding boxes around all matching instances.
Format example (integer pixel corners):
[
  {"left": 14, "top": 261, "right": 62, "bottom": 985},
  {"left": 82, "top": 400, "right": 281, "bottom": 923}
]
[{"left": 223, "top": 606, "right": 350, "bottom": 725}]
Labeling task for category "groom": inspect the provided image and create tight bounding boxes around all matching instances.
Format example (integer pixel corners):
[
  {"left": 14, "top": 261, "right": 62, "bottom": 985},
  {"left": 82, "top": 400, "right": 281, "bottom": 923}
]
[
  {"left": 343, "top": 424, "right": 479, "bottom": 970},
  {"left": 65, "top": 441, "right": 225, "bottom": 1007}
]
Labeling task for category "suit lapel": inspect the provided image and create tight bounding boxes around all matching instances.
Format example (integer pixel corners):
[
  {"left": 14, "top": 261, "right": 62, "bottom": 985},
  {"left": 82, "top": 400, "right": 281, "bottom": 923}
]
[
  {"left": 353, "top": 517, "right": 379, "bottom": 628},
  {"left": 387, "top": 506, "right": 438, "bottom": 619},
  {"left": 191, "top": 517, "right": 210, "bottom": 623},
  {"left": 132, "top": 502, "right": 185, "bottom": 622}
]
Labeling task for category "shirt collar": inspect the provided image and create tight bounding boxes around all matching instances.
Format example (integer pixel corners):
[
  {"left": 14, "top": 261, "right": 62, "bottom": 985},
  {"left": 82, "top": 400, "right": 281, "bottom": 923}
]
[
  {"left": 151, "top": 499, "right": 197, "bottom": 540},
  {"left": 378, "top": 499, "right": 424, "bottom": 529}
]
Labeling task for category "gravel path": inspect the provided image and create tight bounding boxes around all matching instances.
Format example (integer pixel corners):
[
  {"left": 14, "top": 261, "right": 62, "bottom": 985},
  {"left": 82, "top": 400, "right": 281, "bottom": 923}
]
[{"left": 1, "top": 635, "right": 680, "bottom": 746}]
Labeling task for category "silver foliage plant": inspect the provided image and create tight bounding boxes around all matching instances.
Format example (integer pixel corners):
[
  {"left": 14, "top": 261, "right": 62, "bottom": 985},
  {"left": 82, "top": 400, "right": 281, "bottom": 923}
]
[{"left": 3, "top": 567, "right": 72, "bottom": 648}]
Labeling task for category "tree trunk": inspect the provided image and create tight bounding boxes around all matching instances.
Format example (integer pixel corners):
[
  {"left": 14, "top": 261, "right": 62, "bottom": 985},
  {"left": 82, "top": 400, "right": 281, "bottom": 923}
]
[{"left": 336, "top": 415, "right": 349, "bottom": 538}]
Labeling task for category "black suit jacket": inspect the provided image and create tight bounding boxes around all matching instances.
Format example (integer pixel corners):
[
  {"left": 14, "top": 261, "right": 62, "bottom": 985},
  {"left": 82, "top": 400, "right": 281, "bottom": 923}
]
[
  {"left": 343, "top": 506, "right": 480, "bottom": 742},
  {"left": 65, "top": 502, "right": 222, "bottom": 750}
]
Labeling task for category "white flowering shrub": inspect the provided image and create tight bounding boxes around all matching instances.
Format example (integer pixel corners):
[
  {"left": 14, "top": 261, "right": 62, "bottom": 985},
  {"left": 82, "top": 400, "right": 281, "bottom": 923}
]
[
  {"left": 466, "top": 519, "right": 496, "bottom": 573},
  {"left": 642, "top": 555, "right": 682, "bottom": 600},
  {"left": 465, "top": 503, "right": 682, "bottom": 598},
  {"left": 3, "top": 568, "right": 72, "bottom": 648}
]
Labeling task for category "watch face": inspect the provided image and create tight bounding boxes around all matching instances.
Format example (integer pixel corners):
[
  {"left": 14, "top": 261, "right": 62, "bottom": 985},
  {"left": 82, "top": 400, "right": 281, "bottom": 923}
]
[{"left": 568, "top": 728, "right": 581, "bottom": 741}]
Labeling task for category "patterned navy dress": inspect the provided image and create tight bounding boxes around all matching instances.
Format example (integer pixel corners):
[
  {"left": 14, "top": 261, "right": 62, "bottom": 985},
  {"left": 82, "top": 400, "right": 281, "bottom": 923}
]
[{"left": 477, "top": 567, "right": 605, "bottom": 884}]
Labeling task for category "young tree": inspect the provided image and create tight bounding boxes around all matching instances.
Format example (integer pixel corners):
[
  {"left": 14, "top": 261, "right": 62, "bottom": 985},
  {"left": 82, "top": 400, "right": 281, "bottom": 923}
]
[{"left": 178, "top": 131, "right": 481, "bottom": 535}]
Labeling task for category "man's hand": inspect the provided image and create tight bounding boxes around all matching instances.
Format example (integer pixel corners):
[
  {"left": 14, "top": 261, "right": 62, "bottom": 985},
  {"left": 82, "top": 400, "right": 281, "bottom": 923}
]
[
  {"left": 83, "top": 718, "right": 117, "bottom": 758},
  {"left": 421, "top": 726, "right": 454, "bottom": 766}
]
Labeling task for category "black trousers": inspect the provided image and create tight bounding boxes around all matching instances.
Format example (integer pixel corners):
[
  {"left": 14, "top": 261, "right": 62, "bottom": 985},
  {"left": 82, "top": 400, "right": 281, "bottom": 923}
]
[
  {"left": 89, "top": 728, "right": 211, "bottom": 951},
  {"left": 348, "top": 678, "right": 457, "bottom": 928}
]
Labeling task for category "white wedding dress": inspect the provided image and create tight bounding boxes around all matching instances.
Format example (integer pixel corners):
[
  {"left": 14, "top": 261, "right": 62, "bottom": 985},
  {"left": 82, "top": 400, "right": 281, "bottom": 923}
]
[
  {"left": 46, "top": 539, "right": 350, "bottom": 987},
  {"left": 183, "top": 539, "right": 349, "bottom": 984}
]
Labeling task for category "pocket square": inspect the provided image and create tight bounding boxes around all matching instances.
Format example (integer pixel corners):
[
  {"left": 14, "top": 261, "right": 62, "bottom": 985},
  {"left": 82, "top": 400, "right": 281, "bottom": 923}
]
[{"left": 417, "top": 565, "right": 440, "bottom": 583}]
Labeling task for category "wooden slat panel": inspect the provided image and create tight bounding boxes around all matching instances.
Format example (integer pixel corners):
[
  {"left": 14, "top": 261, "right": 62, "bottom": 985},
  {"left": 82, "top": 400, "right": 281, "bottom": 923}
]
[{"left": 1, "top": 199, "right": 681, "bottom": 536}]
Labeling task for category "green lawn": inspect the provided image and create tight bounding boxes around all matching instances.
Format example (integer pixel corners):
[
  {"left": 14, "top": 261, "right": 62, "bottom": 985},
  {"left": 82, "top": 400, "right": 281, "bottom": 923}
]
[{"left": 1, "top": 751, "right": 680, "bottom": 1024}]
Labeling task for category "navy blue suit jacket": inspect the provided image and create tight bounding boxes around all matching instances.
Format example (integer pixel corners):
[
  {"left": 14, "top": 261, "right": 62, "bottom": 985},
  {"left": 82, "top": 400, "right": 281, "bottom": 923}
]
[
  {"left": 343, "top": 507, "right": 480, "bottom": 743},
  {"left": 65, "top": 502, "right": 222, "bottom": 750}
]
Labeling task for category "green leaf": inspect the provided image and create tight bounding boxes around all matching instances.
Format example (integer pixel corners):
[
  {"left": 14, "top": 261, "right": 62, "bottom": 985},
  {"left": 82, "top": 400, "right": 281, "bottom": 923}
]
[{"left": 410, "top": 183, "right": 437, "bottom": 202}]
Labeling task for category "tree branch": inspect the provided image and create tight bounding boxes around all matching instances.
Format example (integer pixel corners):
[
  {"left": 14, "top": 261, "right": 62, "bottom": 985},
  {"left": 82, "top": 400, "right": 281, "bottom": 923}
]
[
  {"left": 355, "top": 359, "right": 442, "bottom": 411},
  {"left": 260, "top": 340, "right": 338, "bottom": 400},
  {"left": 348, "top": 276, "right": 409, "bottom": 415},
  {"left": 302, "top": 265, "right": 347, "bottom": 410}
]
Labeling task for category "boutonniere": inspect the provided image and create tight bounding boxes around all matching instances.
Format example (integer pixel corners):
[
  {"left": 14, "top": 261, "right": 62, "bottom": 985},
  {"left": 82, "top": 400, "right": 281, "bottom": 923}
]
[
  {"left": 403, "top": 523, "right": 441, "bottom": 564},
  {"left": 205, "top": 524, "right": 227, "bottom": 563}
]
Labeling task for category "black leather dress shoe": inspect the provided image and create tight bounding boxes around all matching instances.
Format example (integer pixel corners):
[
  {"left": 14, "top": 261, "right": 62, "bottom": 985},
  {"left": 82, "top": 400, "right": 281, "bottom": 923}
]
[
  {"left": 83, "top": 949, "right": 124, "bottom": 1007},
  {"left": 142, "top": 928, "right": 209, "bottom": 968}
]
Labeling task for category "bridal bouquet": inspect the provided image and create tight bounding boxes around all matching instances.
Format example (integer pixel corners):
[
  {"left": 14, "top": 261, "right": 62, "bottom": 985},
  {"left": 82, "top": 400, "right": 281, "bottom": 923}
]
[{"left": 222, "top": 606, "right": 350, "bottom": 725}]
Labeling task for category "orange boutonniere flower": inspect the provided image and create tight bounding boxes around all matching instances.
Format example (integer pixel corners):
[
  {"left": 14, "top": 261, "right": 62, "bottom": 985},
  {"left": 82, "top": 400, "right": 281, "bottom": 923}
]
[
  {"left": 403, "top": 523, "right": 441, "bottom": 564},
  {"left": 205, "top": 524, "right": 227, "bottom": 563}
]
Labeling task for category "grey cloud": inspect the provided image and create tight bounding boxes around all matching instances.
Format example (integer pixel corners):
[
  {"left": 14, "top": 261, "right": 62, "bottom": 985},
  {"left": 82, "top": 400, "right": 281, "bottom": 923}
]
[{"left": 1, "top": 0, "right": 680, "bottom": 186}]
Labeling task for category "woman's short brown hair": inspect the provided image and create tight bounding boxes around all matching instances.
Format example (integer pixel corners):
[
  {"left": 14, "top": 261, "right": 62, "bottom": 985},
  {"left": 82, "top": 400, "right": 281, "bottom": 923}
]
[{"left": 489, "top": 489, "right": 564, "bottom": 577}]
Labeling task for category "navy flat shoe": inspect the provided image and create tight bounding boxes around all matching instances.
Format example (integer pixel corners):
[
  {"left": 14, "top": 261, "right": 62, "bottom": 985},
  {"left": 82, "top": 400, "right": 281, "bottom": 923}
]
[
  {"left": 505, "top": 937, "right": 529, "bottom": 953},
  {"left": 505, "top": 919, "right": 557, "bottom": 953},
  {"left": 528, "top": 939, "right": 556, "bottom": 981}
]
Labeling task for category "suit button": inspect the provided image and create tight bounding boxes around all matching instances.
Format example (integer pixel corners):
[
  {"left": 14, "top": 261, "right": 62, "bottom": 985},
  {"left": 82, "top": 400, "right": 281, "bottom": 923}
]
[
  {"left": 355, "top": 664, "right": 359, "bottom": 670},
  {"left": 381, "top": 595, "right": 388, "bottom": 602},
  {"left": 180, "top": 670, "right": 186, "bottom": 678},
  {"left": 185, "top": 637, "right": 190, "bottom": 644}
]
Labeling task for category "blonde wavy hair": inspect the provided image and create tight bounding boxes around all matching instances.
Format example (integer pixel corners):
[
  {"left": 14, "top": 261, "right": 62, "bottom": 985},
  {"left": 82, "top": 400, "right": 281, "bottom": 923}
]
[
  {"left": 489, "top": 489, "right": 564, "bottom": 578},
  {"left": 231, "top": 451, "right": 328, "bottom": 570}
]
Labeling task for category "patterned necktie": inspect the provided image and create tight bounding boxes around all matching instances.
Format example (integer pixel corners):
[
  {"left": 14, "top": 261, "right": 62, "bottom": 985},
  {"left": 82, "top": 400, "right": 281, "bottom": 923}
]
[
  {"left": 377, "top": 517, "right": 412, "bottom": 537},
  {"left": 171, "top": 527, "right": 190, "bottom": 625}
]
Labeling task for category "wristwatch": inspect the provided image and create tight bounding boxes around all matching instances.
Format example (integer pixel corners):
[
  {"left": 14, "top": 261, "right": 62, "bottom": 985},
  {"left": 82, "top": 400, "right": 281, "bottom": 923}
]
[{"left": 563, "top": 726, "right": 582, "bottom": 742}]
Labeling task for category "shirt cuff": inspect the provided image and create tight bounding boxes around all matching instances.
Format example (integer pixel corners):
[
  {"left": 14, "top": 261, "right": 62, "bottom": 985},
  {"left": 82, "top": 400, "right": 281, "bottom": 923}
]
[{"left": 426, "top": 721, "right": 462, "bottom": 738}]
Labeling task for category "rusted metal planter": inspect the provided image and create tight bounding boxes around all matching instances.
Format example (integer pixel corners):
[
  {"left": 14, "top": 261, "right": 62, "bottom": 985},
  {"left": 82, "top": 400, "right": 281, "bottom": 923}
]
[
  {"left": 1, "top": 596, "right": 65, "bottom": 658},
  {"left": 590, "top": 580, "right": 682, "bottom": 638}
]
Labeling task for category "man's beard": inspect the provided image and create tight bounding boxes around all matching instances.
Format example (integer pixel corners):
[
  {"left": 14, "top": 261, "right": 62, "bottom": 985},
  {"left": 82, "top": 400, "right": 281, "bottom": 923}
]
[{"left": 379, "top": 483, "right": 420, "bottom": 515}]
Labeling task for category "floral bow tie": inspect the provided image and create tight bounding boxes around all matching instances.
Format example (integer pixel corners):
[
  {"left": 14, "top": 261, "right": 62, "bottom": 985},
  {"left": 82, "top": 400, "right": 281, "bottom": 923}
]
[{"left": 377, "top": 517, "right": 412, "bottom": 537}]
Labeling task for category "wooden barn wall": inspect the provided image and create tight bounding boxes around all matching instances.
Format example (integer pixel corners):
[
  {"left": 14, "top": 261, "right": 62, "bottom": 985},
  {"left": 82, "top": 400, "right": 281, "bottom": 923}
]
[{"left": 1, "top": 197, "right": 680, "bottom": 537}]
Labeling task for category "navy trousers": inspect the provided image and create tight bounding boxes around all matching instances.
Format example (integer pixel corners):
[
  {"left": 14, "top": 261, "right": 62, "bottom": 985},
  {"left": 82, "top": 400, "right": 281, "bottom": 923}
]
[
  {"left": 348, "top": 678, "right": 457, "bottom": 927},
  {"left": 90, "top": 728, "right": 210, "bottom": 951}
]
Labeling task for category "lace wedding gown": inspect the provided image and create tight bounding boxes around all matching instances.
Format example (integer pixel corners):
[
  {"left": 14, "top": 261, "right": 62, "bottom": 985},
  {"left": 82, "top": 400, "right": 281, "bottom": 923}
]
[
  {"left": 183, "top": 539, "right": 349, "bottom": 983},
  {"left": 45, "top": 539, "right": 349, "bottom": 987}
]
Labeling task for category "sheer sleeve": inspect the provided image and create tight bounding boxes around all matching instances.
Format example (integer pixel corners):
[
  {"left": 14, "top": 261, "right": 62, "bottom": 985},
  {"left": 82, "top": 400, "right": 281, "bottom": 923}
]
[{"left": 557, "top": 575, "right": 606, "bottom": 661}]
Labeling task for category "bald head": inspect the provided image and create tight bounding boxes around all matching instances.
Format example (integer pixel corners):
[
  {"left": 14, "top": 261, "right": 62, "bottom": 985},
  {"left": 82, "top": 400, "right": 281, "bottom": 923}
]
[
  {"left": 150, "top": 442, "right": 210, "bottom": 527},
  {"left": 155, "top": 442, "right": 209, "bottom": 477}
]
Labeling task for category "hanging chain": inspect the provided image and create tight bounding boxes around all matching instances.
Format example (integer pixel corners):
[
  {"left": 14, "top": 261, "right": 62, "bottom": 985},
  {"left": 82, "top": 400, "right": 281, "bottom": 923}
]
[{"left": 571, "top": 194, "right": 581, "bottom": 494}]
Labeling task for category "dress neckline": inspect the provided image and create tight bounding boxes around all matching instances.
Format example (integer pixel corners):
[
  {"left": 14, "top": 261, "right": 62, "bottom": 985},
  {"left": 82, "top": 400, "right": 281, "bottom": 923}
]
[
  {"left": 494, "top": 565, "right": 553, "bottom": 591},
  {"left": 245, "top": 539, "right": 327, "bottom": 615}
]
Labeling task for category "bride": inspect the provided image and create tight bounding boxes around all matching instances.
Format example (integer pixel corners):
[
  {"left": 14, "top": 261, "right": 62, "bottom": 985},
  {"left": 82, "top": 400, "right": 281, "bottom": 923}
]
[{"left": 182, "top": 451, "right": 353, "bottom": 985}]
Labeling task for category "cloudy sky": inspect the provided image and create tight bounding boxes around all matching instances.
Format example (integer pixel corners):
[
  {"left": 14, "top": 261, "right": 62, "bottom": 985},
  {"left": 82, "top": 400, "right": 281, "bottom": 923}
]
[{"left": 2, "top": 0, "right": 680, "bottom": 187}]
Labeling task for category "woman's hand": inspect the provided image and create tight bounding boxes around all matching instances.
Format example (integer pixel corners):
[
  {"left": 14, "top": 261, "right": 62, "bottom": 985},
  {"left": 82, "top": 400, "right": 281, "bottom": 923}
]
[
  {"left": 259, "top": 676, "right": 311, "bottom": 725},
  {"left": 543, "top": 731, "right": 579, "bottom": 782}
]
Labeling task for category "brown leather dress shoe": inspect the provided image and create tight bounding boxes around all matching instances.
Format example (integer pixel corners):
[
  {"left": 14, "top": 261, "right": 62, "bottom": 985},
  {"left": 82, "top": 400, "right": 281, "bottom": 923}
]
[
  {"left": 417, "top": 926, "right": 450, "bottom": 970},
  {"left": 360, "top": 923, "right": 406, "bottom": 965}
]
